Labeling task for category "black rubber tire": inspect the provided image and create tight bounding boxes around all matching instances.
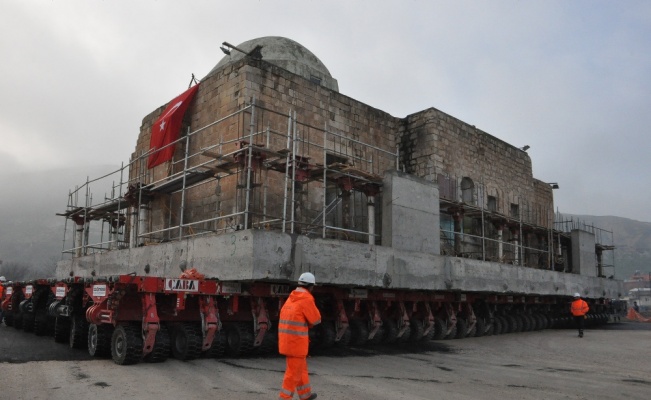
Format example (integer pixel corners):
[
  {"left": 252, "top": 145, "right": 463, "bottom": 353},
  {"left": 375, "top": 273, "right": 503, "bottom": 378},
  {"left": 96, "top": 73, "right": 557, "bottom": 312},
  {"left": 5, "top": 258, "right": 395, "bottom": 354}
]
[
  {"left": 144, "top": 324, "right": 171, "bottom": 363},
  {"left": 69, "top": 314, "right": 89, "bottom": 349},
  {"left": 3, "top": 314, "right": 14, "bottom": 327},
  {"left": 500, "top": 316, "right": 512, "bottom": 333},
  {"left": 444, "top": 323, "right": 457, "bottom": 340},
  {"left": 397, "top": 324, "right": 412, "bottom": 344},
  {"left": 172, "top": 323, "right": 203, "bottom": 360},
  {"left": 225, "top": 322, "right": 254, "bottom": 357},
  {"left": 204, "top": 329, "right": 227, "bottom": 358},
  {"left": 382, "top": 319, "right": 398, "bottom": 344},
  {"left": 455, "top": 318, "right": 468, "bottom": 339},
  {"left": 512, "top": 315, "right": 523, "bottom": 333},
  {"left": 258, "top": 327, "right": 279, "bottom": 354},
  {"left": 422, "top": 321, "right": 436, "bottom": 341},
  {"left": 88, "top": 323, "right": 113, "bottom": 358},
  {"left": 467, "top": 320, "right": 477, "bottom": 337},
  {"left": 33, "top": 312, "right": 50, "bottom": 336},
  {"left": 474, "top": 318, "right": 486, "bottom": 337},
  {"left": 112, "top": 324, "right": 143, "bottom": 365},
  {"left": 22, "top": 311, "right": 35, "bottom": 333},
  {"left": 54, "top": 317, "right": 71, "bottom": 343},
  {"left": 13, "top": 311, "right": 23, "bottom": 330},
  {"left": 368, "top": 325, "right": 386, "bottom": 344},
  {"left": 409, "top": 318, "right": 425, "bottom": 342},
  {"left": 313, "top": 321, "right": 337, "bottom": 348},
  {"left": 349, "top": 319, "right": 369, "bottom": 346},
  {"left": 433, "top": 318, "right": 447, "bottom": 340},
  {"left": 335, "top": 326, "right": 352, "bottom": 346}
]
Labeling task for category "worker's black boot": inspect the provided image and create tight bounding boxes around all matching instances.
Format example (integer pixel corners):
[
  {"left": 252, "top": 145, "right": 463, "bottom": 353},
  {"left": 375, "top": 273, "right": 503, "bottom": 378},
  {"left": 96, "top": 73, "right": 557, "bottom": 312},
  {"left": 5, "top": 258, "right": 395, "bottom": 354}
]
[{"left": 306, "top": 394, "right": 317, "bottom": 400}]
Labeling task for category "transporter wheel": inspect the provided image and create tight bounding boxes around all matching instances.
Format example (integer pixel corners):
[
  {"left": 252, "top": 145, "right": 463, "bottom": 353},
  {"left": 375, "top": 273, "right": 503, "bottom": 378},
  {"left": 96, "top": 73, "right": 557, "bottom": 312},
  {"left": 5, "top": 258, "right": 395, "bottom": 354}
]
[
  {"left": 512, "top": 315, "right": 523, "bottom": 333},
  {"left": 3, "top": 314, "right": 14, "bottom": 327},
  {"left": 33, "top": 311, "right": 50, "bottom": 336},
  {"left": 53, "top": 317, "right": 71, "bottom": 343},
  {"left": 367, "top": 325, "right": 385, "bottom": 344},
  {"left": 69, "top": 314, "right": 89, "bottom": 349},
  {"left": 432, "top": 318, "right": 447, "bottom": 340},
  {"left": 485, "top": 318, "right": 495, "bottom": 336},
  {"left": 172, "top": 323, "right": 203, "bottom": 361},
  {"left": 335, "top": 326, "right": 352, "bottom": 347},
  {"left": 474, "top": 318, "right": 486, "bottom": 337},
  {"left": 409, "top": 318, "right": 425, "bottom": 342},
  {"left": 454, "top": 318, "right": 468, "bottom": 339},
  {"left": 349, "top": 319, "right": 369, "bottom": 346},
  {"left": 444, "top": 323, "right": 457, "bottom": 340},
  {"left": 204, "top": 329, "right": 227, "bottom": 358},
  {"left": 527, "top": 315, "right": 536, "bottom": 331},
  {"left": 517, "top": 315, "right": 527, "bottom": 332},
  {"left": 382, "top": 319, "right": 398, "bottom": 344},
  {"left": 88, "top": 323, "right": 113, "bottom": 358},
  {"left": 491, "top": 318, "right": 501, "bottom": 335},
  {"left": 422, "top": 321, "right": 436, "bottom": 341},
  {"left": 225, "top": 322, "right": 254, "bottom": 357},
  {"left": 497, "top": 316, "right": 509, "bottom": 333},
  {"left": 312, "top": 321, "right": 336, "bottom": 349},
  {"left": 144, "top": 324, "right": 171, "bottom": 363},
  {"left": 111, "top": 323, "right": 143, "bottom": 365},
  {"left": 397, "top": 324, "right": 412, "bottom": 344},
  {"left": 258, "top": 327, "right": 279, "bottom": 355},
  {"left": 541, "top": 314, "right": 551, "bottom": 329},
  {"left": 22, "top": 311, "right": 35, "bottom": 333},
  {"left": 13, "top": 311, "right": 23, "bottom": 330},
  {"left": 467, "top": 320, "right": 477, "bottom": 337}
]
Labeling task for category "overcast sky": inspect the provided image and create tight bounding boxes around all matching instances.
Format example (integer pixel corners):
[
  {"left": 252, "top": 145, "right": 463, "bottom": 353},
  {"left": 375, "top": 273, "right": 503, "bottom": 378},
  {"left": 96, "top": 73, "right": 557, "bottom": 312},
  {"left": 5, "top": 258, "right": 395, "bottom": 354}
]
[{"left": 1, "top": 0, "right": 650, "bottom": 222}]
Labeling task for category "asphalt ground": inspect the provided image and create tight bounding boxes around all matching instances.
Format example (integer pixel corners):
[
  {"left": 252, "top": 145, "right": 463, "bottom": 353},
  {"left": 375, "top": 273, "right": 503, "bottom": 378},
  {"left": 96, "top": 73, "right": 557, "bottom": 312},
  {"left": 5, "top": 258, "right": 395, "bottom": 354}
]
[{"left": 0, "top": 321, "right": 650, "bottom": 399}]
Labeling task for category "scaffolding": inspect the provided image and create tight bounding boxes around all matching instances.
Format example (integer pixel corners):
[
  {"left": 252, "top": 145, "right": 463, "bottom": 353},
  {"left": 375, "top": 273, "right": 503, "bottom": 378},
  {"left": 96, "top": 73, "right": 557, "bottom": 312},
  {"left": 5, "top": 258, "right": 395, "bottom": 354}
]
[
  {"left": 58, "top": 99, "right": 397, "bottom": 258},
  {"left": 437, "top": 175, "right": 557, "bottom": 269},
  {"left": 554, "top": 212, "right": 616, "bottom": 277}
]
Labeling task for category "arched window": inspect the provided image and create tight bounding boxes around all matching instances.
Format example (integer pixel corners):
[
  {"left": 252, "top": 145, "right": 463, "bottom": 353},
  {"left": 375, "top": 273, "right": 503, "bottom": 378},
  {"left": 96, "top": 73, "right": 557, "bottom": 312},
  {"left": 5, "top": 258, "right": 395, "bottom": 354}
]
[{"left": 461, "top": 177, "right": 474, "bottom": 205}]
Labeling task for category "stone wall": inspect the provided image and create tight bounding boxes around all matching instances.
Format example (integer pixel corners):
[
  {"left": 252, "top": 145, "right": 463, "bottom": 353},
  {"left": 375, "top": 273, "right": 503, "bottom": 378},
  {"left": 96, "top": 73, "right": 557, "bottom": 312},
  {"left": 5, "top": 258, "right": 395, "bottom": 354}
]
[{"left": 398, "top": 107, "right": 553, "bottom": 227}]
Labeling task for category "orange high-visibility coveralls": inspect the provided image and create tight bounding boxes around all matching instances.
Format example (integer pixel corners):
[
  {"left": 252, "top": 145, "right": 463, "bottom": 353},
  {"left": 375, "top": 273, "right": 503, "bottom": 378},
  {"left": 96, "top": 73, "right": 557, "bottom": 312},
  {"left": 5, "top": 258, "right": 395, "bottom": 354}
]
[
  {"left": 571, "top": 298, "right": 589, "bottom": 317},
  {"left": 278, "top": 287, "right": 321, "bottom": 400}
]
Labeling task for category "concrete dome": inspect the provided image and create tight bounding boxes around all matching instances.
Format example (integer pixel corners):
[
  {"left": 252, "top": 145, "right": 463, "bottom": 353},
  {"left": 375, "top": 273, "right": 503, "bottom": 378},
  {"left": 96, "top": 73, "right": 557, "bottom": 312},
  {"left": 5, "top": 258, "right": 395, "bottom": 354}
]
[{"left": 209, "top": 36, "right": 339, "bottom": 92}]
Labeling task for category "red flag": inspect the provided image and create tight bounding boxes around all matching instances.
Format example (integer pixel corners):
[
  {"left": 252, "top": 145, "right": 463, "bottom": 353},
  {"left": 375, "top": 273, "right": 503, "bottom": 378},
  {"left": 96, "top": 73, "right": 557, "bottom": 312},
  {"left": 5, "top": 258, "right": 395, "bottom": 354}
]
[{"left": 147, "top": 84, "right": 200, "bottom": 169}]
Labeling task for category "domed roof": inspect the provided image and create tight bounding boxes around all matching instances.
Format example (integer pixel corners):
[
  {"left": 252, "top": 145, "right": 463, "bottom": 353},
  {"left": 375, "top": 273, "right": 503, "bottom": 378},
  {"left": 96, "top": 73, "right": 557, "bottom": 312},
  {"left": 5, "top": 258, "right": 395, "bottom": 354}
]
[{"left": 208, "top": 36, "right": 339, "bottom": 92}]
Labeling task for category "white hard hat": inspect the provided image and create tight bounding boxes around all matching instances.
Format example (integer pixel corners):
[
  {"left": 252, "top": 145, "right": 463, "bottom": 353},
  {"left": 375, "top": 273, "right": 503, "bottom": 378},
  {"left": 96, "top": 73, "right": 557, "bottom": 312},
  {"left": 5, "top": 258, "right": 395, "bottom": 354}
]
[
  {"left": 0, "top": 276, "right": 6, "bottom": 282},
  {"left": 298, "top": 272, "right": 316, "bottom": 286},
  {"left": 574, "top": 293, "right": 581, "bottom": 298}
]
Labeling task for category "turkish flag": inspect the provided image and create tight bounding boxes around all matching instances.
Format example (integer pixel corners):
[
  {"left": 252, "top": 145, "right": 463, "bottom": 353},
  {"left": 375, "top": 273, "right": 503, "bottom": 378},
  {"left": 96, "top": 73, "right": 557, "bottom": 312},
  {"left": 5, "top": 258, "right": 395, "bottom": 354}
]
[{"left": 147, "top": 84, "right": 200, "bottom": 169}]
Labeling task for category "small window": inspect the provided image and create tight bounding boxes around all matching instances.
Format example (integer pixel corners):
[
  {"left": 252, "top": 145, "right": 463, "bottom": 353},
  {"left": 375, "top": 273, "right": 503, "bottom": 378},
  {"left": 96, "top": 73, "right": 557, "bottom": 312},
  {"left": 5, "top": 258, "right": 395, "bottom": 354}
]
[
  {"left": 487, "top": 196, "right": 497, "bottom": 212},
  {"left": 510, "top": 203, "right": 519, "bottom": 219},
  {"left": 310, "top": 75, "right": 322, "bottom": 85},
  {"left": 461, "top": 177, "right": 474, "bottom": 205}
]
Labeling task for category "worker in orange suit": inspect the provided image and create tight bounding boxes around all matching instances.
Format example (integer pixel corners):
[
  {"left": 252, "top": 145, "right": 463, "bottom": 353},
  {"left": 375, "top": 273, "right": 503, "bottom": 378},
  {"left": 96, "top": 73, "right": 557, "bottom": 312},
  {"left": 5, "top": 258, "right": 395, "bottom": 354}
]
[
  {"left": 570, "top": 293, "right": 589, "bottom": 338},
  {"left": 278, "top": 272, "right": 321, "bottom": 400}
]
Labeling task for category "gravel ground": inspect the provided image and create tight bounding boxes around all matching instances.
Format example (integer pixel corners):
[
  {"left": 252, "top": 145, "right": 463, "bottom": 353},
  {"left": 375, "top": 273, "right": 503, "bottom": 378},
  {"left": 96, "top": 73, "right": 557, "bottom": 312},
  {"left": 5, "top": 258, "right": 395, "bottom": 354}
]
[{"left": 1, "top": 322, "right": 649, "bottom": 400}]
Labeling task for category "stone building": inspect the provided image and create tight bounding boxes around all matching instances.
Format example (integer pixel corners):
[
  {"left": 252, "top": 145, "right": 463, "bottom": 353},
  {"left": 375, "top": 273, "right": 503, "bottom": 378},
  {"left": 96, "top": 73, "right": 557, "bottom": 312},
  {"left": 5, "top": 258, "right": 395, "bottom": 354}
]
[
  {"left": 58, "top": 36, "right": 618, "bottom": 298},
  {"left": 129, "top": 37, "right": 554, "bottom": 269}
]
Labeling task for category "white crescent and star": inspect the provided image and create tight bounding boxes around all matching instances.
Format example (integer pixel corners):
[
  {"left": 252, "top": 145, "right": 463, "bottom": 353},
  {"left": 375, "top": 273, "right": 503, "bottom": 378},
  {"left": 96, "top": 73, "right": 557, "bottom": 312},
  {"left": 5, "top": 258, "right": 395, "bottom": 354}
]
[{"left": 158, "top": 100, "right": 184, "bottom": 132}]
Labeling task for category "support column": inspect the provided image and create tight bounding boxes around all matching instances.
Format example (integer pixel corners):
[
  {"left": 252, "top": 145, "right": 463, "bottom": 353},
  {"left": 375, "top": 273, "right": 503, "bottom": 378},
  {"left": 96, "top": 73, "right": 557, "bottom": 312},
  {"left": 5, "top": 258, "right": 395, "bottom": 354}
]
[{"left": 453, "top": 209, "right": 464, "bottom": 256}]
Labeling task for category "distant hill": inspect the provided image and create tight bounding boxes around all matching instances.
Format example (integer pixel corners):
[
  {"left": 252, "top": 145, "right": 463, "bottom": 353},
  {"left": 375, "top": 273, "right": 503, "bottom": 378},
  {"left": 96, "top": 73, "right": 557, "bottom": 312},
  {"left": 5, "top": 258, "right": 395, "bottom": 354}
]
[{"left": 1, "top": 168, "right": 649, "bottom": 280}]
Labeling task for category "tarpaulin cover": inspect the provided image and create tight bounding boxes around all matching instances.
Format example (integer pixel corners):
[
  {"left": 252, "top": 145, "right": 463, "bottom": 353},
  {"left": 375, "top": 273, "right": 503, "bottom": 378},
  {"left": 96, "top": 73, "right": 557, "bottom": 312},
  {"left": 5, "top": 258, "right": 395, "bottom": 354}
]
[{"left": 147, "top": 84, "right": 200, "bottom": 169}]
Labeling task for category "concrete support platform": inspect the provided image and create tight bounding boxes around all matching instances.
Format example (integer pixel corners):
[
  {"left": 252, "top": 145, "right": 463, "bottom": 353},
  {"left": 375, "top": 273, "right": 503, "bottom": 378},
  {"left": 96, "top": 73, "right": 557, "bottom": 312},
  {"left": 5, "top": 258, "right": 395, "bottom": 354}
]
[{"left": 56, "top": 229, "right": 622, "bottom": 299}]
